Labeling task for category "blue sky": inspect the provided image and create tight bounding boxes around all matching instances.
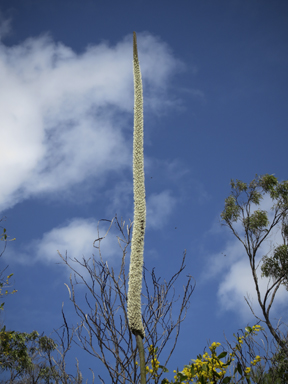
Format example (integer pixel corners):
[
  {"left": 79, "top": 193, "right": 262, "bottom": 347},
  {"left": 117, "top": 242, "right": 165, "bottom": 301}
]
[{"left": 0, "top": 0, "right": 288, "bottom": 381}]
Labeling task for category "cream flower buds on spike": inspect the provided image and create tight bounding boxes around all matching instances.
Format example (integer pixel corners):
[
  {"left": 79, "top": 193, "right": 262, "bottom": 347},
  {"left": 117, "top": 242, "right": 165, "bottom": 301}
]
[{"left": 127, "top": 32, "right": 146, "bottom": 339}]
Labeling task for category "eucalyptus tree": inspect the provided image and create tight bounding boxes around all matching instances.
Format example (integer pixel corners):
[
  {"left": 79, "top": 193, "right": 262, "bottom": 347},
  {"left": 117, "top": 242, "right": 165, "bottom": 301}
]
[{"left": 221, "top": 174, "right": 288, "bottom": 358}]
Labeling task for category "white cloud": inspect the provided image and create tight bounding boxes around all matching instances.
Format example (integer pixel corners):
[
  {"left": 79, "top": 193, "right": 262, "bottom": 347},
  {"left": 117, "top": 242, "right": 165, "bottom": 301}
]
[
  {"left": 33, "top": 218, "right": 99, "bottom": 264},
  {"left": 217, "top": 258, "right": 287, "bottom": 320},
  {"left": 0, "top": 32, "right": 183, "bottom": 211},
  {"left": 146, "top": 190, "right": 176, "bottom": 229},
  {"left": 6, "top": 217, "right": 124, "bottom": 270},
  {"left": 5, "top": 188, "right": 178, "bottom": 267}
]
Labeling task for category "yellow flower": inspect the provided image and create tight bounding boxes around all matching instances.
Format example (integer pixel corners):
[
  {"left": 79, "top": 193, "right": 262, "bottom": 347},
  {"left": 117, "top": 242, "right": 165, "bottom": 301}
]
[
  {"left": 252, "top": 325, "right": 262, "bottom": 332},
  {"left": 251, "top": 355, "right": 261, "bottom": 365},
  {"left": 251, "top": 355, "right": 261, "bottom": 366},
  {"left": 209, "top": 342, "right": 221, "bottom": 350},
  {"left": 245, "top": 367, "right": 251, "bottom": 374}
]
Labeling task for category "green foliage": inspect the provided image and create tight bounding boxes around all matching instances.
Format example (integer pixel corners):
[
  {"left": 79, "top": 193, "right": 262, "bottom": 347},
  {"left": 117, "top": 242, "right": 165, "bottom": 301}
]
[
  {"left": 221, "top": 196, "right": 240, "bottom": 222},
  {"left": 0, "top": 224, "right": 17, "bottom": 311},
  {"left": 1, "top": 226, "right": 16, "bottom": 243},
  {"left": 0, "top": 327, "right": 38, "bottom": 372},
  {"left": 0, "top": 225, "right": 60, "bottom": 382},
  {"left": 221, "top": 174, "right": 288, "bottom": 288},
  {"left": 251, "top": 365, "right": 283, "bottom": 384},
  {"left": 0, "top": 228, "right": 7, "bottom": 242},
  {"left": 0, "top": 326, "right": 57, "bottom": 378},
  {"left": 222, "top": 175, "right": 288, "bottom": 225},
  {"left": 0, "top": 273, "right": 17, "bottom": 311},
  {"left": 261, "top": 244, "right": 288, "bottom": 289},
  {"left": 242, "top": 210, "right": 269, "bottom": 235},
  {"left": 265, "top": 336, "right": 288, "bottom": 382},
  {"left": 259, "top": 174, "right": 278, "bottom": 194},
  {"left": 251, "top": 338, "right": 288, "bottom": 384},
  {"left": 220, "top": 174, "right": 288, "bottom": 363}
]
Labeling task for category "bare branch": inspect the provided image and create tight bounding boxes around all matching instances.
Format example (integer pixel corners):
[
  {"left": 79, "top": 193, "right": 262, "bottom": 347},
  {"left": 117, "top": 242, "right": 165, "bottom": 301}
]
[{"left": 58, "top": 215, "right": 195, "bottom": 384}]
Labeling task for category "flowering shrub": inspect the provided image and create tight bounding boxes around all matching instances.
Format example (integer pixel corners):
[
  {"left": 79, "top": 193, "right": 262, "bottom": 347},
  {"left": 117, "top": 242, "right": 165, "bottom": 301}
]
[{"left": 138, "top": 325, "right": 263, "bottom": 384}]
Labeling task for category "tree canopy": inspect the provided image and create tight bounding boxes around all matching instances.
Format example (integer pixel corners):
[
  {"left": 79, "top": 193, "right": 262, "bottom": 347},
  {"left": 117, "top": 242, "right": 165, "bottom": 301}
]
[{"left": 221, "top": 174, "right": 288, "bottom": 359}]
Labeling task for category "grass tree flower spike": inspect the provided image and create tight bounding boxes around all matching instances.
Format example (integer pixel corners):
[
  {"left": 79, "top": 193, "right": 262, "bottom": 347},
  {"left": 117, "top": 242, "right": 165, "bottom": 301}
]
[{"left": 127, "top": 31, "right": 146, "bottom": 340}]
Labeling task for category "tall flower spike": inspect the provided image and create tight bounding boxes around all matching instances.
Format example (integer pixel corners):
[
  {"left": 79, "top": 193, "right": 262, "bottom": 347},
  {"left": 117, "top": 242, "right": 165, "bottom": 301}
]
[{"left": 127, "top": 31, "right": 146, "bottom": 339}]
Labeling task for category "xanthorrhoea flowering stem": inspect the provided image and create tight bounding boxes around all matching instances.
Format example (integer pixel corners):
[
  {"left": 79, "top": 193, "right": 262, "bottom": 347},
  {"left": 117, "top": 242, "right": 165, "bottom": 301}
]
[
  {"left": 127, "top": 31, "right": 146, "bottom": 384},
  {"left": 128, "top": 31, "right": 146, "bottom": 339},
  {"left": 135, "top": 332, "right": 146, "bottom": 384}
]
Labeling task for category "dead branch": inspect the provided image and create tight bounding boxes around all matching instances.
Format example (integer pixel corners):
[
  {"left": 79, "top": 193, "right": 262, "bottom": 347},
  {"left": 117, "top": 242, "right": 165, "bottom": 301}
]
[{"left": 58, "top": 215, "right": 195, "bottom": 383}]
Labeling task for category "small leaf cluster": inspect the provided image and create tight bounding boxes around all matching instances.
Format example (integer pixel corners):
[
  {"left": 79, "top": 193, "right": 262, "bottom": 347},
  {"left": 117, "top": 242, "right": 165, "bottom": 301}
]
[
  {"left": 221, "top": 174, "right": 288, "bottom": 227},
  {"left": 261, "top": 244, "right": 288, "bottom": 289},
  {"left": 0, "top": 273, "right": 17, "bottom": 311},
  {"left": 1, "top": 227, "right": 16, "bottom": 242},
  {"left": 1, "top": 228, "right": 7, "bottom": 241},
  {"left": 0, "top": 225, "right": 17, "bottom": 310}
]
